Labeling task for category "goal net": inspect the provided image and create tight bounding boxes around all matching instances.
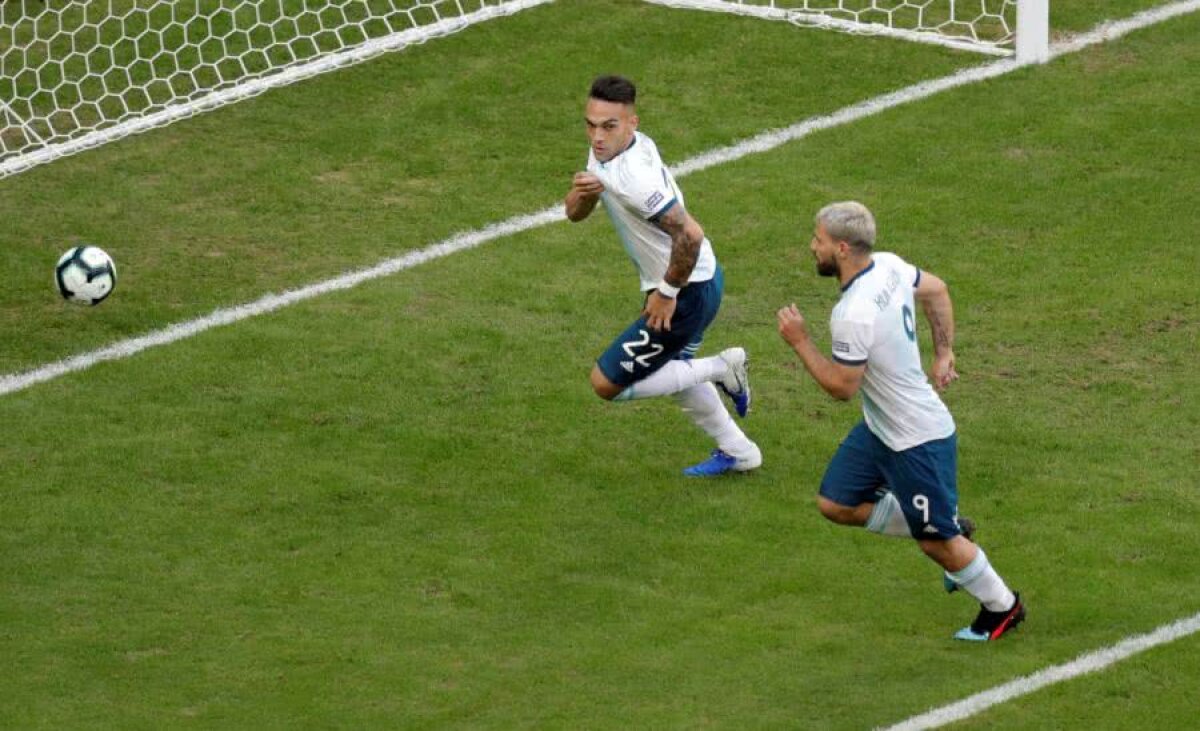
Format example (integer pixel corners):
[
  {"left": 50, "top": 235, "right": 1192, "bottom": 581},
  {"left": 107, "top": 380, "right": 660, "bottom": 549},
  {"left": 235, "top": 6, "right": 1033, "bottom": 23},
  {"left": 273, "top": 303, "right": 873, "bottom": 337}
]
[
  {"left": 644, "top": 1, "right": 1036, "bottom": 57},
  {"left": 0, "top": 0, "right": 1048, "bottom": 181},
  {"left": 0, "top": 0, "right": 548, "bottom": 179}
]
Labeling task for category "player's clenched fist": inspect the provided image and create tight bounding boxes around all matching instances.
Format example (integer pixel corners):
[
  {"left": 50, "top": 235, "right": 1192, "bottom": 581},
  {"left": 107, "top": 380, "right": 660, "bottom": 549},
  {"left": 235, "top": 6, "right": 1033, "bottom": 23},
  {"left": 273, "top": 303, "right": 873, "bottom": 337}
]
[
  {"left": 931, "top": 353, "right": 959, "bottom": 391},
  {"left": 572, "top": 172, "right": 605, "bottom": 197},
  {"left": 777, "top": 304, "right": 810, "bottom": 346},
  {"left": 565, "top": 172, "right": 606, "bottom": 221}
]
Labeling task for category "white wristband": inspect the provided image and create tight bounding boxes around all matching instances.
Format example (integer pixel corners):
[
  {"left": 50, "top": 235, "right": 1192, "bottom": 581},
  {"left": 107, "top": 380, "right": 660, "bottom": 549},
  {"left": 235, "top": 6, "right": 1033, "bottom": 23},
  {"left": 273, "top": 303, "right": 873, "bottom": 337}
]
[{"left": 657, "top": 280, "right": 681, "bottom": 299}]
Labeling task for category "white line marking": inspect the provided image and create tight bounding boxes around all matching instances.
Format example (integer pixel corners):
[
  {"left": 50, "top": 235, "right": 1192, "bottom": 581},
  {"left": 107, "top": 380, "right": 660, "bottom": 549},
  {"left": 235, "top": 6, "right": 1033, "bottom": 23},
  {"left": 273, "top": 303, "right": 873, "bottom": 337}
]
[
  {"left": 2, "top": 208, "right": 564, "bottom": 396},
  {"left": 3, "top": 0, "right": 1198, "bottom": 398},
  {"left": 880, "top": 611, "right": 1200, "bottom": 730},
  {"left": 1051, "top": 0, "right": 1200, "bottom": 58}
]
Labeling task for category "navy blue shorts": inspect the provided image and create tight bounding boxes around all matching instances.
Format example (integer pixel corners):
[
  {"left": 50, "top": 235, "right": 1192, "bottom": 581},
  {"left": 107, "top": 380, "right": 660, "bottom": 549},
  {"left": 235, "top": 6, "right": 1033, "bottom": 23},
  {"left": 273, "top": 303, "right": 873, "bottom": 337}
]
[
  {"left": 820, "top": 421, "right": 962, "bottom": 540},
  {"left": 596, "top": 266, "right": 724, "bottom": 387}
]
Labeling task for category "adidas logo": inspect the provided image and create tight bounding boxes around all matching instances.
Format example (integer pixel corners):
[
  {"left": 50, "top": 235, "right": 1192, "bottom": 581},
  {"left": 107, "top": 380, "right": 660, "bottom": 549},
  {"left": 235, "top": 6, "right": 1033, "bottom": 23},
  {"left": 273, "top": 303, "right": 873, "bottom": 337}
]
[
  {"left": 923, "top": 525, "right": 940, "bottom": 535},
  {"left": 621, "top": 360, "right": 635, "bottom": 373}
]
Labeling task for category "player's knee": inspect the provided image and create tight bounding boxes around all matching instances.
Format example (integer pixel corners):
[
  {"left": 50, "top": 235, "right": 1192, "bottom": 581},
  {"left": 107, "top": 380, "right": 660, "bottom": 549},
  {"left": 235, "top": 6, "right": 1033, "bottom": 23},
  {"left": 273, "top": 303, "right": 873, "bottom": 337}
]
[
  {"left": 918, "top": 538, "right": 967, "bottom": 571},
  {"left": 817, "top": 496, "right": 857, "bottom": 525},
  {"left": 919, "top": 535, "right": 975, "bottom": 571},
  {"left": 589, "top": 367, "right": 623, "bottom": 401},
  {"left": 918, "top": 539, "right": 946, "bottom": 561}
]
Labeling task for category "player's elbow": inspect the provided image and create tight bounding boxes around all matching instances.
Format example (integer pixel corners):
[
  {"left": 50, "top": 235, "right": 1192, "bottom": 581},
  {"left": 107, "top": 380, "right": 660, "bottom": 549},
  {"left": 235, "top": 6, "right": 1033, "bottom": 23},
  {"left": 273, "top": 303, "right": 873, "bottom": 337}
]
[
  {"left": 829, "top": 386, "right": 857, "bottom": 401},
  {"left": 826, "top": 377, "right": 861, "bottom": 401}
]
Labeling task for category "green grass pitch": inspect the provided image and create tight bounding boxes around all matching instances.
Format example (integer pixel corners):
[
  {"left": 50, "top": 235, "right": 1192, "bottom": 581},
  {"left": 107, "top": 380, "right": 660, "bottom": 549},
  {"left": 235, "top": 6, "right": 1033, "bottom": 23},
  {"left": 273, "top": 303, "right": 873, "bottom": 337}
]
[{"left": 1, "top": 1, "right": 1197, "bottom": 727}]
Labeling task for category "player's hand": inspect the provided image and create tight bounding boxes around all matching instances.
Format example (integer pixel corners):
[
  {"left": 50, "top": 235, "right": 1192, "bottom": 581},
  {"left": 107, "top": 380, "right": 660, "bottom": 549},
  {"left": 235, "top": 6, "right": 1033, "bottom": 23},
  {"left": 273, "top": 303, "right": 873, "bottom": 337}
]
[
  {"left": 643, "top": 291, "right": 676, "bottom": 332},
  {"left": 931, "top": 352, "right": 958, "bottom": 391},
  {"left": 777, "top": 304, "right": 809, "bottom": 346},
  {"left": 571, "top": 172, "right": 605, "bottom": 197}
]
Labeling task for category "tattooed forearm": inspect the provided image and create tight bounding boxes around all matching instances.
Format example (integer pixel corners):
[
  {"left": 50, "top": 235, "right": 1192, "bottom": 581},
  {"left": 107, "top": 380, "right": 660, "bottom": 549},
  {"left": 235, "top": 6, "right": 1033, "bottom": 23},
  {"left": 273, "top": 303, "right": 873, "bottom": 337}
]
[
  {"left": 928, "top": 310, "right": 952, "bottom": 348},
  {"left": 656, "top": 205, "right": 703, "bottom": 287},
  {"left": 921, "top": 296, "right": 955, "bottom": 354},
  {"left": 915, "top": 271, "right": 955, "bottom": 356}
]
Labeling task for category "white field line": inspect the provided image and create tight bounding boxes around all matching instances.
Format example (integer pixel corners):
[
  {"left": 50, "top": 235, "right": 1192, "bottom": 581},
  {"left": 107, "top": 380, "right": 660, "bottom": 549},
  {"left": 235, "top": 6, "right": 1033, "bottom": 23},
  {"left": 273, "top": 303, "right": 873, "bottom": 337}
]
[
  {"left": 0, "top": 208, "right": 564, "bottom": 396},
  {"left": 2, "top": 0, "right": 1198, "bottom": 399},
  {"left": 1050, "top": 0, "right": 1200, "bottom": 57},
  {"left": 880, "top": 610, "right": 1200, "bottom": 730}
]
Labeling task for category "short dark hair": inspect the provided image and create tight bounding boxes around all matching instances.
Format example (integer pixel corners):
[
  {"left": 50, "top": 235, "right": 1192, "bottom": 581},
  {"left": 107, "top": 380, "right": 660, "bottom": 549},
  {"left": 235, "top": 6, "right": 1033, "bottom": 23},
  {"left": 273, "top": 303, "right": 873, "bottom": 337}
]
[{"left": 589, "top": 75, "right": 636, "bottom": 105}]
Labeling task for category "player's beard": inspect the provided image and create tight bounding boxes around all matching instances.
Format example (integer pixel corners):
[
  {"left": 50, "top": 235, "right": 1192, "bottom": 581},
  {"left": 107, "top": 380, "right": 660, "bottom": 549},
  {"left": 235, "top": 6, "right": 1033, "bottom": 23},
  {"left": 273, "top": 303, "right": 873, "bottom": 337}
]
[{"left": 816, "top": 257, "right": 839, "bottom": 278}]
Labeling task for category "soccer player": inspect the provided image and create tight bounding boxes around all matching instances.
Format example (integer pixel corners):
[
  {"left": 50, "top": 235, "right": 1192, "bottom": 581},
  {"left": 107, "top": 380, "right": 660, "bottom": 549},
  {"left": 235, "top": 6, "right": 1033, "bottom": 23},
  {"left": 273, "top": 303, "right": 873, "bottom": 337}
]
[
  {"left": 776, "top": 201, "right": 1024, "bottom": 641},
  {"left": 564, "top": 75, "right": 761, "bottom": 476}
]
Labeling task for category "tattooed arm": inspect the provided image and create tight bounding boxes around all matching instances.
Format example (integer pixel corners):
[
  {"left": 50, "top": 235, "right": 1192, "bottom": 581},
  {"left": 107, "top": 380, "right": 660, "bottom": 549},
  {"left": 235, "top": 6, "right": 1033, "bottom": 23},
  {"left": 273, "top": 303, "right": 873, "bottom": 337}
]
[
  {"left": 642, "top": 203, "right": 706, "bottom": 332},
  {"left": 657, "top": 203, "right": 706, "bottom": 289},
  {"left": 915, "top": 270, "right": 959, "bottom": 390}
]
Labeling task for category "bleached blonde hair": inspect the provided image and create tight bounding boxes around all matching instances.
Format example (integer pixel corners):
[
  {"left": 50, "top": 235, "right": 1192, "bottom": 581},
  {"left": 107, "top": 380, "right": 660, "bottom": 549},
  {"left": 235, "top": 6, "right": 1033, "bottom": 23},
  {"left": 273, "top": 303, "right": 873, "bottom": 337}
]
[{"left": 817, "top": 201, "right": 876, "bottom": 252}]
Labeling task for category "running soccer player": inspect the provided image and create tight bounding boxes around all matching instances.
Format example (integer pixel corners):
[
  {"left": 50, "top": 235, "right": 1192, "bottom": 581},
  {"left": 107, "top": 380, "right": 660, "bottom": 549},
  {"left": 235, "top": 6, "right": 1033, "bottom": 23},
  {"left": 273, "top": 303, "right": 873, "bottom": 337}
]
[
  {"left": 564, "top": 75, "right": 761, "bottom": 477},
  {"left": 777, "top": 201, "right": 1024, "bottom": 641}
]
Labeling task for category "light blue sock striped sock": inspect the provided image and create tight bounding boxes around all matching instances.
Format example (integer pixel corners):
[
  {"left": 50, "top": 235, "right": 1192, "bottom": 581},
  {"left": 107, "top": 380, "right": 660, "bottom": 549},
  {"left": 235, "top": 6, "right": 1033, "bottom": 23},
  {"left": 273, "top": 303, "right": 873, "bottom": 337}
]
[{"left": 949, "top": 548, "right": 1016, "bottom": 611}]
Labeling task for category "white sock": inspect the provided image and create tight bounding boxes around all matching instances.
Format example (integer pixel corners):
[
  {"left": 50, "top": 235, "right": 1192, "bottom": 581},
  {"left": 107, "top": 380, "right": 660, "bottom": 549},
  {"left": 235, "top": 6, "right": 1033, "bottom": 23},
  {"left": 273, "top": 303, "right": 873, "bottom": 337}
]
[
  {"left": 674, "top": 383, "right": 755, "bottom": 457},
  {"left": 950, "top": 548, "right": 1016, "bottom": 611},
  {"left": 616, "top": 357, "right": 728, "bottom": 400},
  {"left": 864, "top": 492, "right": 911, "bottom": 538}
]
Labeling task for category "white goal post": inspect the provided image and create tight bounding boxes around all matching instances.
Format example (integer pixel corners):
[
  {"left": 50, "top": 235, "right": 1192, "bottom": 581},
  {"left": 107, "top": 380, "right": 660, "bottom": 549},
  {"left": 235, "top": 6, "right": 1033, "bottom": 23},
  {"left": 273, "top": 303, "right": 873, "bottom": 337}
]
[
  {"left": 0, "top": 0, "right": 1049, "bottom": 181},
  {"left": 1016, "top": 0, "right": 1050, "bottom": 64}
]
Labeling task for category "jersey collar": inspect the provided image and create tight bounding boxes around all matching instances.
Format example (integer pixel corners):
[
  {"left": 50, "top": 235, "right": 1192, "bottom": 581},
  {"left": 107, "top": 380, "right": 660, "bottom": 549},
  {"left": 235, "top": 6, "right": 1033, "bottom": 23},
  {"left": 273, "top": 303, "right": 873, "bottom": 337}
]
[
  {"left": 600, "top": 133, "right": 638, "bottom": 167},
  {"left": 840, "top": 260, "right": 876, "bottom": 292}
]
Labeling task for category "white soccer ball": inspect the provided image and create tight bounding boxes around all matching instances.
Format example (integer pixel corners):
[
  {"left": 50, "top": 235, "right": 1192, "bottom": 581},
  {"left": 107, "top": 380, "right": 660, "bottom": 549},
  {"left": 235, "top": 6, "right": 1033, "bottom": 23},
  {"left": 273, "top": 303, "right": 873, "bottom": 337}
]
[{"left": 56, "top": 245, "right": 117, "bottom": 306}]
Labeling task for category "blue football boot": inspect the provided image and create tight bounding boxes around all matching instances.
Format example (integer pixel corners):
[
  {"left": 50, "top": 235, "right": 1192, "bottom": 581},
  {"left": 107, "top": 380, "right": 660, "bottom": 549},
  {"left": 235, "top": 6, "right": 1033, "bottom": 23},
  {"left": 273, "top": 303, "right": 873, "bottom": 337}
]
[{"left": 683, "top": 445, "right": 762, "bottom": 477}]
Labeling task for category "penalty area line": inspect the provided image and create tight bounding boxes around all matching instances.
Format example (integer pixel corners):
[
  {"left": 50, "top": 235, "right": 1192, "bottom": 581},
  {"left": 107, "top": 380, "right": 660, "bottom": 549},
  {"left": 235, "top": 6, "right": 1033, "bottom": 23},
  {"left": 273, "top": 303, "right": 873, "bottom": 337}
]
[
  {"left": 2, "top": 0, "right": 1198, "bottom": 398},
  {"left": 879, "top": 610, "right": 1200, "bottom": 730}
]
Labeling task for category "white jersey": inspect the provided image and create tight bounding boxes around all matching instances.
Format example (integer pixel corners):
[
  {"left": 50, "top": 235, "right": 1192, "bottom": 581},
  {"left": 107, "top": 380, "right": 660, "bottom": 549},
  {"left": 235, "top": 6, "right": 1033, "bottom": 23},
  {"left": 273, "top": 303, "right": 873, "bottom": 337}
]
[
  {"left": 831, "top": 252, "right": 955, "bottom": 451},
  {"left": 587, "top": 131, "right": 717, "bottom": 291}
]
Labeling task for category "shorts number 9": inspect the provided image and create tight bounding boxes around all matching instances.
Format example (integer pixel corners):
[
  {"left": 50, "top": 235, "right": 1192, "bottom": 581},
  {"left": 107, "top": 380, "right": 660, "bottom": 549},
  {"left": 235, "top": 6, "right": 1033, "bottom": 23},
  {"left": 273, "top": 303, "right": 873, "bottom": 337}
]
[{"left": 913, "top": 494, "right": 930, "bottom": 524}]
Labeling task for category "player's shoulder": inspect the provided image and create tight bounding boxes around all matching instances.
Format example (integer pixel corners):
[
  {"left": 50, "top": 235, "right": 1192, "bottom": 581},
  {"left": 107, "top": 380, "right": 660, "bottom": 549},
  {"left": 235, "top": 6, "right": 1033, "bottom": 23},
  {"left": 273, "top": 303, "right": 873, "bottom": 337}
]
[
  {"left": 872, "top": 251, "right": 921, "bottom": 289},
  {"left": 871, "top": 251, "right": 910, "bottom": 271},
  {"left": 620, "top": 131, "right": 665, "bottom": 173},
  {"left": 607, "top": 133, "right": 665, "bottom": 192},
  {"left": 631, "top": 130, "right": 660, "bottom": 157}
]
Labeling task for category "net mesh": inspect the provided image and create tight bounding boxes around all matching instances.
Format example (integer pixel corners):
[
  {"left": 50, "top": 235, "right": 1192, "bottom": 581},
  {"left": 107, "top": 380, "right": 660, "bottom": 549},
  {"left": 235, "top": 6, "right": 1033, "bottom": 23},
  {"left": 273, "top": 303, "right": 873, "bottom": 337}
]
[
  {"left": 0, "top": 0, "right": 1025, "bottom": 179},
  {"left": 0, "top": 0, "right": 533, "bottom": 177},
  {"left": 657, "top": 1, "right": 1018, "bottom": 47}
]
